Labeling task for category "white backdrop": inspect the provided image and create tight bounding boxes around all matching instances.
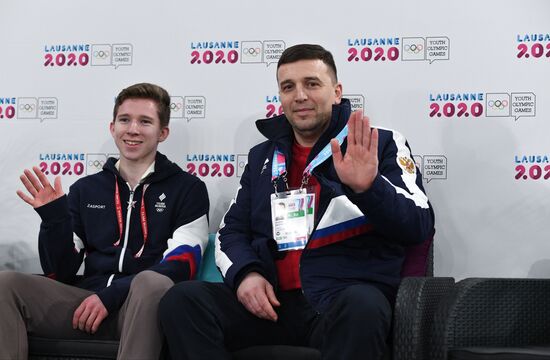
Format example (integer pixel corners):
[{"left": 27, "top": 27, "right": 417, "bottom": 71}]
[{"left": 1, "top": 0, "right": 549, "bottom": 280}]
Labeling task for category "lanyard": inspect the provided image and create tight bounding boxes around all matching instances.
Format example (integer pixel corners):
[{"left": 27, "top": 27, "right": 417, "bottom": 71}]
[
  {"left": 271, "top": 148, "right": 288, "bottom": 191},
  {"left": 113, "top": 176, "right": 148, "bottom": 258},
  {"left": 272, "top": 125, "right": 349, "bottom": 191}
]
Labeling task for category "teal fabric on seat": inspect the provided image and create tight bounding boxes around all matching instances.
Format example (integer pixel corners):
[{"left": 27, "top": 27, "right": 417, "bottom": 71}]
[{"left": 197, "top": 233, "right": 223, "bottom": 282}]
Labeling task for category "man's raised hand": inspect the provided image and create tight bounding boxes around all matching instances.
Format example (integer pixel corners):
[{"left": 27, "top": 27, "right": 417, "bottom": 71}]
[
  {"left": 17, "top": 166, "right": 64, "bottom": 208},
  {"left": 331, "top": 110, "right": 379, "bottom": 193}
]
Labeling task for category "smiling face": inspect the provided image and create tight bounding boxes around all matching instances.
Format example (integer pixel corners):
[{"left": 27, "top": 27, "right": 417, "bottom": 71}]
[
  {"left": 278, "top": 59, "right": 342, "bottom": 147},
  {"left": 110, "top": 98, "right": 169, "bottom": 166}
]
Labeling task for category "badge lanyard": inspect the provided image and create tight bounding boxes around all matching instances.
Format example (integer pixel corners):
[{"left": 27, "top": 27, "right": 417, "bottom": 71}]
[
  {"left": 270, "top": 126, "right": 348, "bottom": 250},
  {"left": 113, "top": 176, "right": 148, "bottom": 258},
  {"left": 271, "top": 125, "right": 349, "bottom": 193}
]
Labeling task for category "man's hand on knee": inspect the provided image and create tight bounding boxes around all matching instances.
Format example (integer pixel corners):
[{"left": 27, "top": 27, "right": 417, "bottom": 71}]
[
  {"left": 73, "top": 294, "right": 108, "bottom": 334},
  {"left": 236, "top": 272, "right": 280, "bottom": 322}
]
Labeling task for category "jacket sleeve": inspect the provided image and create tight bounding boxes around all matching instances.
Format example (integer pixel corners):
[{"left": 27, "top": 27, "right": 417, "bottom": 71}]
[
  {"left": 96, "top": 179, "right": 210, "bottom": 313},
  {"left": 215, "top": 158, "right": 268, "bottom": 290},
  {"left": 35, "top": 188, "right": 86, "bottom": 283},
  {"left": 345, "top": 129, "right": 435, "bottom": 245}
]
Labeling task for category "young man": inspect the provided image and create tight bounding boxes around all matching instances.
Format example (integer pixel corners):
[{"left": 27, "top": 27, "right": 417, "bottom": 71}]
[
  {"left": 159, "top": 45, "right": 434, "bottom": 359},
  {"left": 0, "top": 83, "right": 209, "bottom": 359}
]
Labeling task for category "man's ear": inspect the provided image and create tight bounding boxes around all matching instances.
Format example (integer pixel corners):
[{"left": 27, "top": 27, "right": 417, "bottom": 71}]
[
  {"left": 334, "top": 82, "right": 343, "bottom": 104},
  {"left": 109, "top": 121, "right": 115, "bottom": 137},
  {"left": 159, "top": 127, "right": 169, "bottom": 142}
]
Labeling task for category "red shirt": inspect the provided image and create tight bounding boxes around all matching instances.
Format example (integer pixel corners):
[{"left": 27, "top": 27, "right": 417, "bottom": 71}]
[{"left": 275, "top": 142, "right": 320, "bottom": 290}]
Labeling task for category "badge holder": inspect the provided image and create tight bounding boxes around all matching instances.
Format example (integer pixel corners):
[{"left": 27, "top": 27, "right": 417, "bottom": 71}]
[{"left": 270, "top": 174, "right": 315, "bottom": 251}]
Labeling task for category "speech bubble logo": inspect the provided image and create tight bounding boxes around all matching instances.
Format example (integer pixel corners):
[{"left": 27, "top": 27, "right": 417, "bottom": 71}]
[
  {"left": 38, "top": 97, "right": 58, "bottom": 122},
  {"left": 426, "top": 37, "right": 450, "bottom": 63},
  {"left": 413, "top": 155, "right": 423, "bottom": 170},
  {"left": 511, "top": 92, "right": 536, "bottom": 121},
  {"left": 423, "top": 155, "right": 447, "bottom": 182},
  {"left": 112, "top": 43, "right": 133, "bottom": 69},
  {"left": 183, "top": 96, "right": 206, "bottom": 122},
  {"left": 485, "top": 93, "right": 511, "bottom": 117},
  {"left": 90, "top": 44, "right": 112, "bottom": 66},
  {"left": 263, "top": 40, "right": 285, "bottom": 66},
  {"left": 240, "top": 41, "right": 263, "bottom": 63},
  {"left": 344, "top": 94, "right": 366, "bottom": 113},
  {"left": 401, "top": 37, "right": 426, "bottom": 61},
  {"left": 236, "top": 154, "right": 248, "bottom": 177},
  {"left": 17, "top": 97, "right": 38, "bottom": 119},
  {"left": 170, "top": 96, "right": 184, "bottom": 118}
]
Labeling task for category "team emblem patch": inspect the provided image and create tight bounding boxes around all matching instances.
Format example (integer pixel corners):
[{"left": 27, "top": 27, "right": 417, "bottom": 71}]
[
  {"left": 155, "top": 193, "right": 167, "bottom": 213},
  {"left": 398, "top": 156, "right": 416, "bottom": 174}
]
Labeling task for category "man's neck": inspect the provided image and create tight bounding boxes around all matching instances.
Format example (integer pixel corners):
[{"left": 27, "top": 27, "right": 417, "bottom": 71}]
[
  {"left": 293, "top": 133, "right": 318, "bottom": 148},
  {"left": 118, "top": 159, "right": 154, "bottom": 189},
  {"left": 292, "top": 117, "right": 331, "bottom": 148}
]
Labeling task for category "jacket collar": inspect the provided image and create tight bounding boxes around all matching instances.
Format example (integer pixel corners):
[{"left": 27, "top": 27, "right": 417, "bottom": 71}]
[
  {"left": 103, "top": 151, "right": 180, "bottom": 184},
  {"left": 255, "top": 98, "right": 352, "bottom": 158}
]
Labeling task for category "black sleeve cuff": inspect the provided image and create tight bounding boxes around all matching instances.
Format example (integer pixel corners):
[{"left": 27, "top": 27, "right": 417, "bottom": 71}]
[{"left": 34, "top": 195, "right": 70, "bottom": 223}]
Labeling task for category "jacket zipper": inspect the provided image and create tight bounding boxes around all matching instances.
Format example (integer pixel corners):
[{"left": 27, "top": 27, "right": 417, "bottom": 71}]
[
  {"left": 118, "top": 184, "right": 137, "bottom": 272},
  {"left": 299, "top": 170, "right": 327, "bottom": 304}
]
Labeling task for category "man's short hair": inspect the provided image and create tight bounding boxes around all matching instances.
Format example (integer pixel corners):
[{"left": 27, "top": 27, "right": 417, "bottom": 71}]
[
  {"left": 113, "top": 83, "right": 171, "bottom": 127},
  {"left": 277, "top": 44, "right": 338, "bottom": 83}
]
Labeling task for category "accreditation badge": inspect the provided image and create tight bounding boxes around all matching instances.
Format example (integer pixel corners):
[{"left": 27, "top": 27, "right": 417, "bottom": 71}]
[{"left": 270, "top": 189, "right": 309, "bottom": 251}]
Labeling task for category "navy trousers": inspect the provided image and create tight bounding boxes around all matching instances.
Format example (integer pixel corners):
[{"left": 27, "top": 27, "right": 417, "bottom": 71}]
[{"left": 159, "top": 280, "right": 392, "bottom": 360}]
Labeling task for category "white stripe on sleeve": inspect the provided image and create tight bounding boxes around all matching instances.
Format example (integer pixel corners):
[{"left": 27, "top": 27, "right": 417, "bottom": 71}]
[{"left": 163, "top": 214, "right": 209, "bottom": 258}]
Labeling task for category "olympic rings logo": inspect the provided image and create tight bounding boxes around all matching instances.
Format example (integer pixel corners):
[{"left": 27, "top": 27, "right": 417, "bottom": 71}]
[
  {"left": 19, "top": 103, "right": 35, "bottom": 112},
  {"left": 488, "top": 99, "right": 508, "bottom": 109},
  {"left": 88, "top": 160, "right": 105, "bottom": 169},
  {"left": 242, "top": 47, "right": 261, "bottom": 56},
  {"left": 170, "top": 102, "right": 183, "bottom": 110},
  {"left": 93, "top": 50, "right": 110, "bottom": 59},
  {"left": 404, "top": 44, "right": 423, "bottom": 53}
]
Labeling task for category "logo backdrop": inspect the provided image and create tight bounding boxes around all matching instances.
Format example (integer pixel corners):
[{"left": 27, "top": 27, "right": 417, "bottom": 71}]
[{"left": 1, "top": 0, "right": 549, "bottom": 280}]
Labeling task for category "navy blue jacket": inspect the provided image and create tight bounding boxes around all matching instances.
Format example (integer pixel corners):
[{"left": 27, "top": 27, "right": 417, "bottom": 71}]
[
  {"left": 215, "top": 99, "right": 434, "bottom": 312},
  {"left": 35, "top": 152, "right": 209, "bottom": 313}
]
